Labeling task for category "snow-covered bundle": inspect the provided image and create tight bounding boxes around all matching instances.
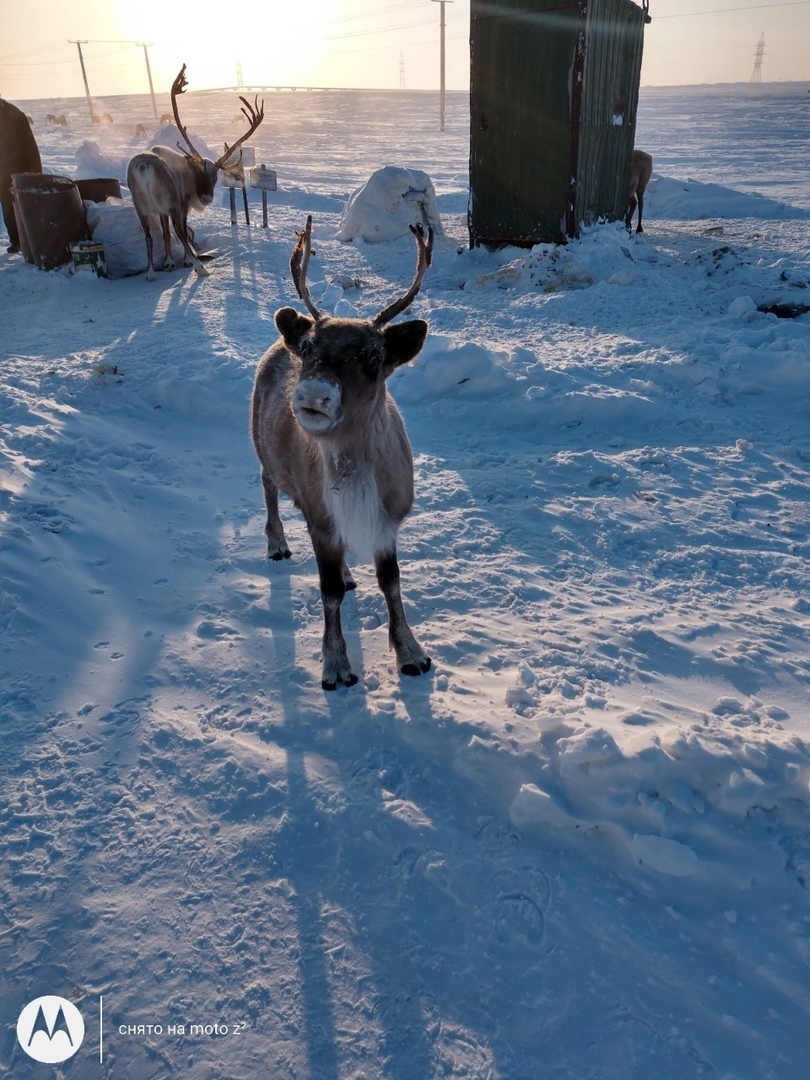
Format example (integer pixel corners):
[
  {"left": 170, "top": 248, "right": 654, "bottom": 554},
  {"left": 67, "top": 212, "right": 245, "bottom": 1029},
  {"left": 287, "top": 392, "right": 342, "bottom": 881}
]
[
  {"left": 337, "top": 165, "right": 443, "bottom": 243},
  {"left": 85, "top": 196, "right": 184, "bottom": 277}
]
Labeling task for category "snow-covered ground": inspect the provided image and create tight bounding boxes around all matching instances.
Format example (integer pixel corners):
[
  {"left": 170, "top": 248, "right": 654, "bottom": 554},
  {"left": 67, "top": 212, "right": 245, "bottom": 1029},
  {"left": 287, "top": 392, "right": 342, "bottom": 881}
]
[{"left": 1, "top": 82, "right": 809, "bottom": 1078}]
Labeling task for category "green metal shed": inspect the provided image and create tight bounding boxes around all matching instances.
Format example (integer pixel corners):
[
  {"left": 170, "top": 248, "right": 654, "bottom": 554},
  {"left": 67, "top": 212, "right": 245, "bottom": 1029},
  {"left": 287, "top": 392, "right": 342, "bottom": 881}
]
[{"left": 469, "top": 0, "right": 649, "bottom": 248}]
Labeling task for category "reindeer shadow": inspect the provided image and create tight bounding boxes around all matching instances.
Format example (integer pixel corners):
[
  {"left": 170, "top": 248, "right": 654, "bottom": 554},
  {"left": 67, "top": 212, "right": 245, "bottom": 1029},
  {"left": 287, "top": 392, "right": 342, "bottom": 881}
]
[{"left": 242, "top": 534, "right": 558, "bottom": 1077}]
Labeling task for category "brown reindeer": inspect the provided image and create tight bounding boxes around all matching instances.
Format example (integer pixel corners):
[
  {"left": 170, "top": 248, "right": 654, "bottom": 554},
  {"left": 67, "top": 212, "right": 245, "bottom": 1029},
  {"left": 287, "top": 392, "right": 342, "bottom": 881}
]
[
  {"left": 0, "top": 98, "right": 42, "bottom": 253},
  {"left": 625, "top": 149, "right": 653, "bottom": 233},
  {"left": 126, "top": 63, "right": 264, "bottom": 280},
  {"left": 251, "top": 217, "right": 433, "bottom": 689},
  {"left": 135, "top": 123, "right": 147, "bottom": 138}
]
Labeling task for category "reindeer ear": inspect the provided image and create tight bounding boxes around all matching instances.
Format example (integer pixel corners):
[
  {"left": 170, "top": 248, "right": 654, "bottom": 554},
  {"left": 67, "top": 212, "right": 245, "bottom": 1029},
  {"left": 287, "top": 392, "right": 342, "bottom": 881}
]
[
  {"left": 381, "top": 319, "right": 428, "bottom": 374},
  {"left": 276, "top": 307, "right": 314, "bottom": 351}
]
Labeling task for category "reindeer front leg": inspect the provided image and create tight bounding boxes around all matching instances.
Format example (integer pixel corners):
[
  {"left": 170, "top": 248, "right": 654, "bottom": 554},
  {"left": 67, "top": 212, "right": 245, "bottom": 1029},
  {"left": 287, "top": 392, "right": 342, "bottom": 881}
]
[
  {"left": 375, "top": 549, "right": 431, "bottom": 677},
  {"left": 259, "top": 467, "right": 291, "bottom": 560},
  {"left": 313, "top": 532, "right": 357, "bottom": 690},
  {"left": 169, "top": 207, "right": 209, "bottom": 278}
]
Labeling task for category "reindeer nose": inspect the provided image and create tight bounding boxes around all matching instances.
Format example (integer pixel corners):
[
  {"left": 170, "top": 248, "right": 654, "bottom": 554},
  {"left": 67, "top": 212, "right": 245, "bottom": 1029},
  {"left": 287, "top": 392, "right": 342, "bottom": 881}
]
[{"left": 293, "top": 378, "right": 342, "bottom": 429}]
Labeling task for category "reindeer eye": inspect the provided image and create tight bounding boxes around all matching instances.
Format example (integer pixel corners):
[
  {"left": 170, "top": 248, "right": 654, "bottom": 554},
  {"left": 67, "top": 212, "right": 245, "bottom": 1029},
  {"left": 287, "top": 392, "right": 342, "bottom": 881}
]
[{"left": 357, "top": 347, "right": 382, "bottom": 375}]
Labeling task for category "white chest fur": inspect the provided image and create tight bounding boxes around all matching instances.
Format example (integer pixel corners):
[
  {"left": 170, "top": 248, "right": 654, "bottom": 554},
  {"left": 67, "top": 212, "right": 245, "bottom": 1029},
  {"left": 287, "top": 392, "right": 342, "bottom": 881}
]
[{"left": 323, "top": 453, "right": 395, "bottom": 564}]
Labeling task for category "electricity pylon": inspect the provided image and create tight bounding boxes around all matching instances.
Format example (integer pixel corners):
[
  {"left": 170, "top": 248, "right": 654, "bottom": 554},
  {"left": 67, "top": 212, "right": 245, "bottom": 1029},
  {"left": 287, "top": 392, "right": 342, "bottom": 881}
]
[{"left": 750, "top": 32, "right": 765, "bottom": 83}]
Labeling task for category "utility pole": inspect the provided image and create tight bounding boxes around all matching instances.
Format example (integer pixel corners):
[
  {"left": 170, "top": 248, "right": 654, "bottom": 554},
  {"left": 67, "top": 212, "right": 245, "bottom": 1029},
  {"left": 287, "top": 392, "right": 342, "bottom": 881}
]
[
  {"left": 431, "top": 0, "right": 452, "bottom": 131},
  {"left": 137, "top": 42, "right": 158, "bottom": 118},
  {"left": 69, "top": 40, "right": 95, "bottom": 122}
]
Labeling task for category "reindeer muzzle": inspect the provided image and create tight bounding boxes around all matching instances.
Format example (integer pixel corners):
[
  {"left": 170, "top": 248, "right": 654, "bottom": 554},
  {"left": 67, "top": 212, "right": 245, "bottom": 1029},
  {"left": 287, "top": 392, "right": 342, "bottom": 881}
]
[{"left": 292, "top": 378, "right": 342, "bottom": 434}]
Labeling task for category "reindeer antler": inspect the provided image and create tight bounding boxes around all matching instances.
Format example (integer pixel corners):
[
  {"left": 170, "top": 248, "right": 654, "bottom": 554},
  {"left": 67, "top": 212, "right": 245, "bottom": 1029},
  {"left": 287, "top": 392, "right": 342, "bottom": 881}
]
[
  {"left": 169, "top": 63, "right": 202, "bottom": 161},
  {"left": 372, "top": 223, "right": 434, "bottom": 327},
  {"left": 216, "top": 94, "right": 265, "bottom": 170},
  {"left": 290, "top": 216, "right": 323, "bottom": 321}
]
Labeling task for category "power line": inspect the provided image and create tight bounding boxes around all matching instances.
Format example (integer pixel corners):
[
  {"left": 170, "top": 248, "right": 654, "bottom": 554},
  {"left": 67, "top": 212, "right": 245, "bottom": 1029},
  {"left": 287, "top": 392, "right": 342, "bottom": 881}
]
[{"left": 655, "top": 0, "right": 810, "bottom": 19}]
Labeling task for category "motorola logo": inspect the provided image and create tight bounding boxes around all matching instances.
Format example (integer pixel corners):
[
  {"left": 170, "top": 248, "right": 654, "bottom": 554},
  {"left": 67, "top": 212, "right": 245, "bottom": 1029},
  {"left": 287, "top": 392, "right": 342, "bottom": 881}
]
[{"left": 16, "top": 996, "right": 86, "bottom": 1064}]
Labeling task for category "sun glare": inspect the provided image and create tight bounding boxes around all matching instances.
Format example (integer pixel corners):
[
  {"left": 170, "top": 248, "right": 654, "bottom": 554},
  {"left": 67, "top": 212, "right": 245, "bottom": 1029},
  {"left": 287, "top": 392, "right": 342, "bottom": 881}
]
[{"left": 110, "top": 0, "right": 338, "bottom": 90}]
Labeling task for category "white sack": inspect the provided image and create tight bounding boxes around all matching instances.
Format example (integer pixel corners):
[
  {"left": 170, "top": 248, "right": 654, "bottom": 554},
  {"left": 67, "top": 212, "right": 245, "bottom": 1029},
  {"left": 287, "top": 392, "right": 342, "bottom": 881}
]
[{"left": 85, "top": 197, "right": 184, "bottom": 278}]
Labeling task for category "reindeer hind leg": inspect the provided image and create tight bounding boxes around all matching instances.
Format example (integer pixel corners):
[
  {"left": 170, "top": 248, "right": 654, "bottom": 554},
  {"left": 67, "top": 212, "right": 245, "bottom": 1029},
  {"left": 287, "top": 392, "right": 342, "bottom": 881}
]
[
  {"left": 131, "top": 204, "right": 158, "bottom": 280},
  {"left": 159, "top": 214, "right": 176, "bottom": 271},
  {"left": 625, "top": 194, "right": 637, "bottom": 232}
]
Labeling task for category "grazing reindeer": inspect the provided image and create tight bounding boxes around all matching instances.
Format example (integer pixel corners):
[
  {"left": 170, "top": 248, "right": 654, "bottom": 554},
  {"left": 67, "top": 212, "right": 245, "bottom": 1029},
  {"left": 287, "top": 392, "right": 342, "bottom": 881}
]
[
  {"left": 126, "top": 64, "right": 263, "bottom": 280},
  {"left": 625, "top": 149, "right": 653, "bottom": 233},
  {"left": 0, "top": 98, "right": 42, "bottom": 253},
  {"left": 251, "top": 216, "right": 433, "bottom": 689},
  {"left": 159, "top": 113, "right": 173, "bottom": 125},
  {"left": 135, "top": 123, "right": 147, "bottom": 138}
]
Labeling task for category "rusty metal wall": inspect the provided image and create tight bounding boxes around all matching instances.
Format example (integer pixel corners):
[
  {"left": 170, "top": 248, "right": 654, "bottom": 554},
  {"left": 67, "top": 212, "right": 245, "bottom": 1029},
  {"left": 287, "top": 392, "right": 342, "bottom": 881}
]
[{"left": 469, "top": 0, "right": 646, "bottom": 248}]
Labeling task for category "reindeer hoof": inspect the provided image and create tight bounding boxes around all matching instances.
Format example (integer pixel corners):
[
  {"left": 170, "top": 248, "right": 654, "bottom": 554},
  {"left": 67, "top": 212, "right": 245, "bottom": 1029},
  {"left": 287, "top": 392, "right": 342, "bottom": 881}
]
[
  {"left": 322, "top": 672, "right": 358, "bottom": 691},
  {"left": 401, "top": 656, "right": 432, "bottom": 677},
  {"left": 268, "top": 548, "right": 291, "bottom": 561}
]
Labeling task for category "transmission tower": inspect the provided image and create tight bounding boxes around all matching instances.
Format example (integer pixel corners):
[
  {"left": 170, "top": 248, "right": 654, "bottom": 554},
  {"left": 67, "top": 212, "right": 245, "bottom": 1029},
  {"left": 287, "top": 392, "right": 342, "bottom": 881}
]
[
  {"left": 750, "top": 32, "right": 765, "bottom": 83},
  {"left": 399, "top": 52, "right": 406, "bottom": 91}
]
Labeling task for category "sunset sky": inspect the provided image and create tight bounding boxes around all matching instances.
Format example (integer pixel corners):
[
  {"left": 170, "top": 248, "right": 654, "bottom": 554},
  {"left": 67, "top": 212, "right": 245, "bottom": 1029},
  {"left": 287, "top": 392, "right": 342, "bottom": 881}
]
[{"left": 1, "top": 0, "right": 808, "bottom": 102}]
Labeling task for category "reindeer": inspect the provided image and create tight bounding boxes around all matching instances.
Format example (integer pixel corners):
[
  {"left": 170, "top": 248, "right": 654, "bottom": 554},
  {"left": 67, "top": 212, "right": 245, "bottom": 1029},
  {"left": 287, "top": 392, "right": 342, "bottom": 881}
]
[
  {"left": 160, "top": 112, "right": 173, "bottom": 125},
  {"left": 251, "top": 216, "right": 433, "bottom": 690},
  {"left": 135, "top": 123, "right": 147, "bottom": 138},
  {"left": 126, "top": 64, "right": 264, "bottom": 280},
  {"left": 0, "top": 98, "right": 42, "bottom": 253},
  {"left": 625, "top": 149, "right": 653, "bottom": 233}
]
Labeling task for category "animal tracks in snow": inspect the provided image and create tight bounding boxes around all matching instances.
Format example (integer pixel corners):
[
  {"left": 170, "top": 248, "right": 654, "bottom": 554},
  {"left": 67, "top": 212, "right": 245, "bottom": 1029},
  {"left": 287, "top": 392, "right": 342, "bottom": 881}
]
[{"left": 492, "top": 865, "right": 552, "bottom": 945}]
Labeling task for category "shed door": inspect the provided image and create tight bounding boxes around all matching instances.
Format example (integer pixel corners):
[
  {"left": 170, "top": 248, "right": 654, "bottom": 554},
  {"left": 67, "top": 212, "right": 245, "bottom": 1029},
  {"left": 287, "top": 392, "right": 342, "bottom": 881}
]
[{"left": 469, "top": 2, "right": 581, "bottom": 247}]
